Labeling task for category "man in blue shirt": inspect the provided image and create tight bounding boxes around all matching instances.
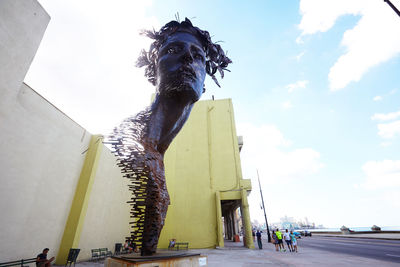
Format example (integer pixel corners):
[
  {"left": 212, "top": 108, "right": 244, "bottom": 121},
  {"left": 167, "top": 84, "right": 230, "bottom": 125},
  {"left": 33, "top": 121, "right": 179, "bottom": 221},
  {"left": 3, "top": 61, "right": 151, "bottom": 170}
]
[
  {"left": 36, "top": 248, "right": 54, "bottom": 267},
  {"left": 256, "top": 230, "right": 263, "bottom": 249}
]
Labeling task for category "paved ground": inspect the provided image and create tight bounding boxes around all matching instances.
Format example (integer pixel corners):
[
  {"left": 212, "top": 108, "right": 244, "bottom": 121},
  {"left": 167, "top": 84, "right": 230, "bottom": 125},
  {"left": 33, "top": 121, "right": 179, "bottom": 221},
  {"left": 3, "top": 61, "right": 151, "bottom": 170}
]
[
  {"left": 300, "top": 235, "right": 400, "bottom": 264},
  {"left": 67, "top": 237, "right": 400, "bottom": 266},
  {"left": 312, "top": 232, "right": 400, "bottom": 240}
]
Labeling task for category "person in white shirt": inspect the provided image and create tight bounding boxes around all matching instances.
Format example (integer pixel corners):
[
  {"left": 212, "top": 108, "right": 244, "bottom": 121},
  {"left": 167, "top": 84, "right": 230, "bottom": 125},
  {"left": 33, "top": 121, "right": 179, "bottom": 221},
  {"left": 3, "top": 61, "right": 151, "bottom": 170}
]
[{"left": 283, "top": 229, "right": 293, "bottom": 252}]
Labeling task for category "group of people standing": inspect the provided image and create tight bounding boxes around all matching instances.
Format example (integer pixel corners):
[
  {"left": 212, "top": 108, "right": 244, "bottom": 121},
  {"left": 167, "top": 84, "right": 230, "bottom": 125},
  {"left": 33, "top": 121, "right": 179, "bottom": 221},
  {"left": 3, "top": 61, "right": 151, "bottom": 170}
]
[
  {"left": 253, "top": 229, "right": 299, "bottom": 252},
  {"left": 272, "top": 229, "right": 298, "bottom": 252}
]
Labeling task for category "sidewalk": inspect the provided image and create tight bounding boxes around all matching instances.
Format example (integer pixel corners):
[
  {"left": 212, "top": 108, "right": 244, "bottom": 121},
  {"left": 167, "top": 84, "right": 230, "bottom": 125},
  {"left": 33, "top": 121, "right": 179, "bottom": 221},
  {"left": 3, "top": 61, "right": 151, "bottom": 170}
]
[
  {"left": 193, "top": 243, "right": 399, "bottom": 267},
  {"left": 312, "top": 232, "right": 400, "bottom": 240},
  {"left": 68, "top": 243, "right": 399, "bottom": 267}
]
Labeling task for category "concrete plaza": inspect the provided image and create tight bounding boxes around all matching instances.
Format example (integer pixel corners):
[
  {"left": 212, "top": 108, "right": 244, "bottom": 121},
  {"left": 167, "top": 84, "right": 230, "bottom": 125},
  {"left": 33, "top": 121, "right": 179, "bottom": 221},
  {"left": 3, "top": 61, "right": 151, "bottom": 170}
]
[{"left": 69, "top": 241, "right": 399, "bottom": 267}]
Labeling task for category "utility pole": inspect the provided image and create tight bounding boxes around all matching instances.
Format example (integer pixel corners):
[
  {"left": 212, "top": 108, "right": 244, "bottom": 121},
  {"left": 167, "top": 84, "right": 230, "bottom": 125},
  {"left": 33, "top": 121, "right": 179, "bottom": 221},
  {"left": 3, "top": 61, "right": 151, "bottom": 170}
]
[
  {"left": 384, "top": 0, "right": 400, "bottom": 18},
  {"left": 257, "top": 169, "right": 271, "bottom": 243}
]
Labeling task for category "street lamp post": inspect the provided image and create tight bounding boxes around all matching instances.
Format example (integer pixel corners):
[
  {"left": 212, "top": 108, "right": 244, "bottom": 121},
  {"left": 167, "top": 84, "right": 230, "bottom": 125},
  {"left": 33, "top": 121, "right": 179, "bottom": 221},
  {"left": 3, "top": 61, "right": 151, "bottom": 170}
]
[
  {"left": 384, "top": 0, "right": 400, "bottom": 18},
  {"left": 257, "top": 169, "right": 271, "bottom": 243}
]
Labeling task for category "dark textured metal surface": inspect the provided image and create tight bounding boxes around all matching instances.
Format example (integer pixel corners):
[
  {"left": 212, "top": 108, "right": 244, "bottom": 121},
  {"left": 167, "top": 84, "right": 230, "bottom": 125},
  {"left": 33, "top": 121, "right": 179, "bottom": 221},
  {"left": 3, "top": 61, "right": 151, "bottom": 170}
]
[
  {"left": 107, "top": 109, "right": 159, "bottom": 255},
  {"left": 106, "top": 18, "right": 231, "bottom": 256}
]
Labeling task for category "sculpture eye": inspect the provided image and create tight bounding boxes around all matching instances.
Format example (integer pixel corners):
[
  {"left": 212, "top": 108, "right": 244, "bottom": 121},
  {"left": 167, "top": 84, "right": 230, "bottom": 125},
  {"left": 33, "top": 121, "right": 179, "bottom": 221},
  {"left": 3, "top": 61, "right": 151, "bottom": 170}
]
[
  {"left": 195, "top": 53, "right": 205, "bottom": 61},
  {"left": 167, "top": 46, "right": 180, "bottom": 54}
]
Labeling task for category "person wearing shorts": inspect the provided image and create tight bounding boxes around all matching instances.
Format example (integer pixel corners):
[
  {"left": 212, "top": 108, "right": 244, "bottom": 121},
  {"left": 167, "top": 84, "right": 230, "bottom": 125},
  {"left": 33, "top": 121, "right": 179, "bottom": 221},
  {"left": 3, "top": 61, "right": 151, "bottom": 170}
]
[
  {"left": 283, "top": 229, "right": 293, "bottom": 252},
  {"left": 275, "top": 229, "right": 285, "bottom": 252},
  {"left": 290, "top": 230, "right": 298, "bottom": 252}
]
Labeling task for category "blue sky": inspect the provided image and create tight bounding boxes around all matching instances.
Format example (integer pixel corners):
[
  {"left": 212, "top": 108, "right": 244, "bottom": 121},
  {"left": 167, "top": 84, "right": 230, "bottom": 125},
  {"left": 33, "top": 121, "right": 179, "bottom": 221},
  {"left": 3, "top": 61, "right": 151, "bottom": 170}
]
[{"left": 27, "top": 0, "right": 400, "bottom": 228}]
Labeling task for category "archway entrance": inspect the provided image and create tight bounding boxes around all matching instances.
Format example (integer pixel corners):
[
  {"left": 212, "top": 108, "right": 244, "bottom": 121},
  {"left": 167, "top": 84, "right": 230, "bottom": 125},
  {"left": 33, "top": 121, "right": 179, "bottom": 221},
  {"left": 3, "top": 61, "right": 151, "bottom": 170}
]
[{"left": 221, "top": 200, "right": 243, "bottom": 248}]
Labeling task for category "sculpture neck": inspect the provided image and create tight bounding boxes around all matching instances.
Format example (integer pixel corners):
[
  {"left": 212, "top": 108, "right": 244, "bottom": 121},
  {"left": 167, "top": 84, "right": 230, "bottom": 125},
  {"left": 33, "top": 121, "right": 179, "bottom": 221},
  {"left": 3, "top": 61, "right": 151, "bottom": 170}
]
[{"left": 146, "top": 93, "right": 194, "bottom": 154}]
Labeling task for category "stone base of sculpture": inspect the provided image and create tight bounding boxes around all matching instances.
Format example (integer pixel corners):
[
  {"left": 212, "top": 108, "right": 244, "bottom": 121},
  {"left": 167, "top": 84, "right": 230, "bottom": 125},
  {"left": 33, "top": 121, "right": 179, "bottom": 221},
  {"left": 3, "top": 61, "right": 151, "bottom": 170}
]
[{"left": 105, "top": 251, "right": 207, "bottom": 267}]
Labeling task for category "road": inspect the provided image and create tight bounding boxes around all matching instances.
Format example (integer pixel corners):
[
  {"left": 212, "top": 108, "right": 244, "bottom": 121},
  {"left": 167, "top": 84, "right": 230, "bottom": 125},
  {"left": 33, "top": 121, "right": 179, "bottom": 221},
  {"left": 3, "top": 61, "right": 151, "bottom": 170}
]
[{"left": 298, "top": 235, "right": 400, "bottom": 263}]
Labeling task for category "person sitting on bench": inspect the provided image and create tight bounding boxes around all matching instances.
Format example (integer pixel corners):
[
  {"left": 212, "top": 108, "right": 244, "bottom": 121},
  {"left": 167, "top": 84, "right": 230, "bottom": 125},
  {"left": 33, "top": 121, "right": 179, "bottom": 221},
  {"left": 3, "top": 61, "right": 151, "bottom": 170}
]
[
  {"left": 129, "top": 240, "right": 138, "bottom": 253},
  {"left": 36, "top": 248, "right": 54, "bottom": 267},
  {"left": 124, "top": 239, "right": 138, "bottom": 253},
  {"left": 168, "top": 239, "right": 176, "bottom": 249}
]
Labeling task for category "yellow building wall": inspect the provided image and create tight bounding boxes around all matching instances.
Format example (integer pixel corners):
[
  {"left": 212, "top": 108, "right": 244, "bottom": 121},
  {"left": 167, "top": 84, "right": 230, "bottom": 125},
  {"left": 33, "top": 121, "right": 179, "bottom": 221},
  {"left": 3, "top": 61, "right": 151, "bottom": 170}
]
[{"left": 159, "top": 99, "right": 252, "bottom": 249}]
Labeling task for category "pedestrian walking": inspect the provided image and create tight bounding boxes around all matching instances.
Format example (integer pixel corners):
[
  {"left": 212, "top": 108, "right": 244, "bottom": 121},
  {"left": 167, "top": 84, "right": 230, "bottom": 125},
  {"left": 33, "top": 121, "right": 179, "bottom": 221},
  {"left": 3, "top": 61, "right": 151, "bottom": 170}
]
[
  {"left": 283, "top": 229, "right": 293, "bottom": 252},
  {"left": 275, "top": 229, "right": 286, "bottom": 252},
  {"left": 256, "top": 230, "right": 262, "bottom": 249},
  {"left": 290, "top": 230, "right": 298, "bottom": 253},
  {"left": 271, "top": 230, "right": 279, "bottom": 251}
]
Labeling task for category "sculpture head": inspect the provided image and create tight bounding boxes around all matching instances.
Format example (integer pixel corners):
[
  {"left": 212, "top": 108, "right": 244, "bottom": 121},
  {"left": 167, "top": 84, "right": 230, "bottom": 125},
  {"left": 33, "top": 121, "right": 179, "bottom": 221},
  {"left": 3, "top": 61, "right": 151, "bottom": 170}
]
[{"left": 137, "top": 18, "right": 232, "bottom": 103}]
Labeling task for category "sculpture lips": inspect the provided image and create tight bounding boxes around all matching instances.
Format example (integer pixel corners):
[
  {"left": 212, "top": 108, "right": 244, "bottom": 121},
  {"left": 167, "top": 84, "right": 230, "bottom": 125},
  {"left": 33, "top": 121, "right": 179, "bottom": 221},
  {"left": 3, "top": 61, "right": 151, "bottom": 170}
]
[{"left": 179, "top": 66, "right": 196, "bottom": 80}]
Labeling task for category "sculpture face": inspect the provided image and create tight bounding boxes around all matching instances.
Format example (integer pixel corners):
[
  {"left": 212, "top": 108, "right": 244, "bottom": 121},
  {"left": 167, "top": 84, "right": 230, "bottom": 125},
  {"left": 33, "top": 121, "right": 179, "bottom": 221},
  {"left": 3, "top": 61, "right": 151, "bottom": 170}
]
[{"left": 156, "top": 32, "right": 206, "bottom": 102}]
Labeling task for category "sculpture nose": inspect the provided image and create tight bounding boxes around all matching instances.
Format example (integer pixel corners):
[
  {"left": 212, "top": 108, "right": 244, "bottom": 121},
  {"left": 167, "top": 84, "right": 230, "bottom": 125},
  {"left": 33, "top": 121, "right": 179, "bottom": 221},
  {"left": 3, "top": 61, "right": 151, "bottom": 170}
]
[{"left": 181, "top": 48, "right": 193, "bottom": 64}]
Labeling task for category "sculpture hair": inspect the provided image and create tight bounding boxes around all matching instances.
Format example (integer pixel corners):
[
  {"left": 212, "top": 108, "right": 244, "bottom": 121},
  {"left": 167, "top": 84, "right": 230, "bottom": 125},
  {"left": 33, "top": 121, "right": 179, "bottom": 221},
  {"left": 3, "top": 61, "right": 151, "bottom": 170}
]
[{"left": 136, "top": 18, "right": 232, "bottom": 87}]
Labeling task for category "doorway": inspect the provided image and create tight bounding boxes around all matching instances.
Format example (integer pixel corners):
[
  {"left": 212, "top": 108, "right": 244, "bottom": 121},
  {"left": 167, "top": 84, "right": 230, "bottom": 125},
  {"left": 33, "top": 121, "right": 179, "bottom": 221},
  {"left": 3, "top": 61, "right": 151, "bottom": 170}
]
[{"left": 221, "top": 200, "right": 244, "bottom": 248}]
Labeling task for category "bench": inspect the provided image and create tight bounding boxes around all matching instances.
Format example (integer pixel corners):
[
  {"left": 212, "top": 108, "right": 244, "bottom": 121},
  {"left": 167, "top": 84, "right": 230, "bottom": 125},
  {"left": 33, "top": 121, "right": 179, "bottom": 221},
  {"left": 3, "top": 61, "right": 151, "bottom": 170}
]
[
  {"left": 168, "top": 241, "right": 189, "bottom": 251},
  {"left": 121, "top": 247, "right": 130, "bottom": 254},
  {"left": 91, "top": 248, "right": 112, "bottom": 260},
  {"left": 99, "top": 248, "right": 112, "bottom": 258},
  {"left": 175, "top": 242, "right": 189, "bottom": 250},
  {"left": 0, "top": 258, "right": 36, "bottom": 267},
  {"left": 91, "top": 249, "right": 100, "bottom": 261},
  {"left": 114, "top": 243, "right": 130, "bottom": 255}
]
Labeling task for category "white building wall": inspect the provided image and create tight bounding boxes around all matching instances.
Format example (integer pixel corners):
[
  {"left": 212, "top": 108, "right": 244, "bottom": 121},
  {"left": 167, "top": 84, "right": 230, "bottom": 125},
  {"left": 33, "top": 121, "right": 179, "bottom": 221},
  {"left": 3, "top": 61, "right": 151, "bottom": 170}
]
[
  {"left": 0, "top": 0, "right": 50, "bottom": 108},
  {"left": 0, "top": 82, "right": 91, "bottom": 261},
  {"left": 77, "top": 147, "right": 131, "bottom": 261},
  {"left": 0, "top": 0, "right": 130, "bottom": 262}
]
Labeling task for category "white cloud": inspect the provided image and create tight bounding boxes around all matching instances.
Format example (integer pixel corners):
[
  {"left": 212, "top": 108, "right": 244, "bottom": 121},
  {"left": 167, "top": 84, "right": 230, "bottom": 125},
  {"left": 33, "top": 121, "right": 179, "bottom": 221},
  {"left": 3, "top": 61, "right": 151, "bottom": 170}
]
[
  {"left": 361, "top": 160, "right": 400, "bottom": 189},
  {"left": 241, "top": 123, "right": 323, "bottom": 224},
  {"left": 298, "top": 0, "right": 363, "bottom": 36},
  {"left": 371, "top": 110, "right": 400, "bottom": 121},
  {"left": 286, "top": 80, "right": 308, "bottom": 93},
  {"left": 377, "top": 120, "right": 400, "bottom": 139},
  {"left": 282, "top": 101, "right": 293, "bottom": 109},
  {"left": 373, "top": 96, "right": 383, "bottom": 101},
  {"left": 371, "top": 109, "right": 400, "bottom": 142},
  {"left": 295, "top": 36, "right": 304, "bottom": 44},
  {"left": 237, "top": 123, "right": 323, "bottom": 184},
  {"left": 298, "top": 0, "right": 400, "bottom": 91},
  {"left": 380, "top": 141, "right": 392, "bottom": 147},
  {"left": 295, "top": 51, "right": 305, "bottom": 61},
  {"left": 26, "top": 0, "right": 159, "bottom": 134}
]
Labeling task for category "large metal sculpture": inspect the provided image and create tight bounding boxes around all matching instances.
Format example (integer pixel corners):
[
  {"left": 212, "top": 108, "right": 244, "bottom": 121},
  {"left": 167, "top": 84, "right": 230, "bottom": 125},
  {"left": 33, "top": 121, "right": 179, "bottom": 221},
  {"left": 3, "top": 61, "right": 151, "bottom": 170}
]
[{"left": 107, "top": 18, "right": 231, "bottom": 256}]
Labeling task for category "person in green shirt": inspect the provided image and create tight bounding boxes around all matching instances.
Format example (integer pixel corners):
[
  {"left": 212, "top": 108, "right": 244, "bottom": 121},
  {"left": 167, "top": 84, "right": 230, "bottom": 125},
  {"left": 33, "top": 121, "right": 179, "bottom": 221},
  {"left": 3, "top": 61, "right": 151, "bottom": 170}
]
[
  {"left": 290, "top": 230, "right": 298, "bottom": 253},
  {"left": 275, "top": 229, "right": 286, "bottom": 252}
]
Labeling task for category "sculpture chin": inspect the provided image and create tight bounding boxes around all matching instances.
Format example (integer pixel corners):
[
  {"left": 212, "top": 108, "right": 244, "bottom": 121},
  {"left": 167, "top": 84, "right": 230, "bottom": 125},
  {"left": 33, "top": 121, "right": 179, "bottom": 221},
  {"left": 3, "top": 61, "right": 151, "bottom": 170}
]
[{"left": 159, "top": 81, "right": 202, "bottom": 103}]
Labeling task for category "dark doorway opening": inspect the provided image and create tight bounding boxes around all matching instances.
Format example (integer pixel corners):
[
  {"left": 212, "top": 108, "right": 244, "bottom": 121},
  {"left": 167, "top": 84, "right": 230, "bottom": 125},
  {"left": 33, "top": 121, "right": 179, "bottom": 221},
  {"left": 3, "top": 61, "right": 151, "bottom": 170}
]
[{"left": 221, "top": 199, "right": 243, "bottom": 247}]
